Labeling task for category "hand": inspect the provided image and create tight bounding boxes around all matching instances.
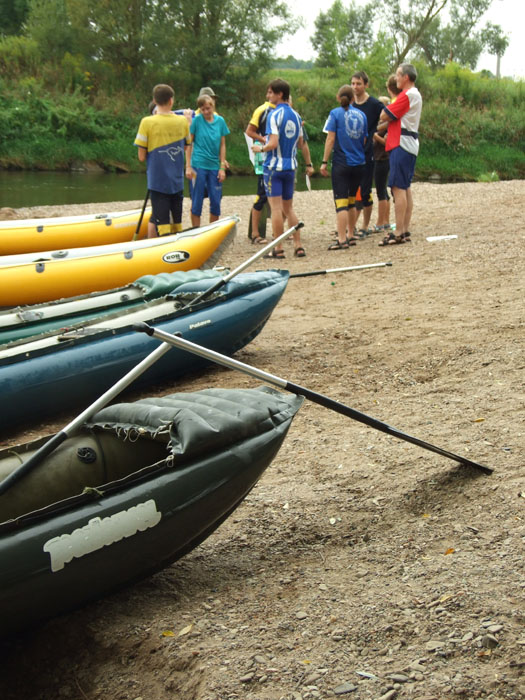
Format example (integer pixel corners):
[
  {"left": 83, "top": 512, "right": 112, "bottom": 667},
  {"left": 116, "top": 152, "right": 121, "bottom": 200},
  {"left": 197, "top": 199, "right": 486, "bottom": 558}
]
[
  {"left": 306, "top": 165, "right": 315, "bottom": 176},
  {"left": 251, "top": 144, "right": 263, "bottom": 154},
  {"left": 320, "top": 163, "right": 329, "bottom": 177},
  {"left": 185, "top": 167, "right": 194, "bottom": 180},
  {"left": 217, "top": 169, "right": 226, "bottom": 183}
]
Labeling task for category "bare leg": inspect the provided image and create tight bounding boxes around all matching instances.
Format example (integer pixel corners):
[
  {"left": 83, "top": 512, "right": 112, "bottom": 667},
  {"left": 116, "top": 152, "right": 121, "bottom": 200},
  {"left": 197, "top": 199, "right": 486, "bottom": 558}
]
[
  {"left": 209, "top": 213, "right": 219, "bottom": 223},
  {"left": 348, "top": 207, "right": 358, "bottom": 239},
  {"left": 335, "top": 210, "right": 348, "bottom": 244},
  {"left": 268, "top": 195, "right": 285, "bottom": 252},
  {"left": 404, "top": 187, "right": 413, "bottom": 232},
  {"left": 147, "top": 220, "right": 157, "bottom": 239},
  {"left": 251, "top": 207, "right": 261, "bottom": 238},
  {"left": 376, "top": 199, "right": 388, "bottom": 227},
  {"left": 281, "top": 199, "right": 303, "bottom": 250},
  {"left": 391, "top": 186, "right": 407, "bottom": 235},
  {"left": 361, "top": 203, "right": 373, "bottom": 230},
  {"left": 191, "top": 213, "right": 201, "bottom": 228}
]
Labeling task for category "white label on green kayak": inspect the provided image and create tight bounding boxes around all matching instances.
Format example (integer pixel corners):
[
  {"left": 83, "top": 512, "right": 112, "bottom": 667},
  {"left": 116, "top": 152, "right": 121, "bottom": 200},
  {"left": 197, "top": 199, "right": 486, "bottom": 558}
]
[
  {"left": 162, "top": 251, "right": 190, "bottom": 263},
  {"left": 43, "top": 499, "right": 162, "bottom": 572}
]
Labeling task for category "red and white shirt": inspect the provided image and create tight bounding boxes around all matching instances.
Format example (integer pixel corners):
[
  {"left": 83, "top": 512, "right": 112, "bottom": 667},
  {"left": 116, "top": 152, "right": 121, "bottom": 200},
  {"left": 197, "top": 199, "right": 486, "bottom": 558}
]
[{"left": 384, "top": 87, "right": 422, "bottom": 156}]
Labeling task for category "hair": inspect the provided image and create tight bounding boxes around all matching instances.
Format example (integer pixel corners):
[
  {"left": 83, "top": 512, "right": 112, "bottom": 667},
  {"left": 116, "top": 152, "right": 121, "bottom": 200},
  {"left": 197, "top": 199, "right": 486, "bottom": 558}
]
[
  {"left": 267, "top": 78, "right": 290, "bottom": 102},
  {"left": 197, "top": 95, "right": 214, "bottom": 109},
  {"left": 386, "top": 74, "right": 402, "bottom": 96},
  {"left": 153, "top": 84, "right": 174, "bottom": 106},
  {"left": 378, "top": 95, "right": 390, "bottom": 107},
  {"left": 337, "top": 84, "right": 354, "bottom": 109},
  {"left": 351, "top": 70, "right": 369, "bottom": 85},
  {"left": 398, "top": 63, "right": 418, "bottom": 82}
]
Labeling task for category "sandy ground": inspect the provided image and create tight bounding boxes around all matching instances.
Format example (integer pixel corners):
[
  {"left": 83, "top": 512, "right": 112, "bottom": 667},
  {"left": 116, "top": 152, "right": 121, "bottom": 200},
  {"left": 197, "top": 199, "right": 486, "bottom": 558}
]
[{"left": 1, "top": 181, "right": 524, "bottom": 700}]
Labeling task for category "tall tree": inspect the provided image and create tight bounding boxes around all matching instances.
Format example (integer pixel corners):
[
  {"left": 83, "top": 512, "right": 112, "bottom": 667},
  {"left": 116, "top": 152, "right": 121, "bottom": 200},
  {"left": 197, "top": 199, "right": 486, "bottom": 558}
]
[
  {"left": 482, "top": 22, "right": 509, "bottom": 77},
  {"left": 311, "top": 0, "right": 376, "bottom": 68}
]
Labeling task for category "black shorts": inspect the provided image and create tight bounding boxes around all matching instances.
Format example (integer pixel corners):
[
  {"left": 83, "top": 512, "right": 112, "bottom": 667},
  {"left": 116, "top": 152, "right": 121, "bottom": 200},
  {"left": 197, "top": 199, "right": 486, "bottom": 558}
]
[
  {"left": 331, "top": 162, "right": 365, "bottom": 212},
  {"left": 253, "top": 175, "right": 268, "bottom": 211},
  {"left": 374, "top": 159, "right": 390, "bottom": 201},
  {"left": 150, "top": 190, "right": 183, "bottom": 236},
  {"left": 356, "top": 159, "right": 374, "bottom": 210}
]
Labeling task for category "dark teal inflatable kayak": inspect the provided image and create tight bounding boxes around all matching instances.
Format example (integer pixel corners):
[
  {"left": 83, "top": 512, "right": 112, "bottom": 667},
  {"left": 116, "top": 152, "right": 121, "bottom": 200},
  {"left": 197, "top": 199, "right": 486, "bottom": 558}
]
[
  {"left": 0, "top": 386, "right": 303, "bottom": 637},
  {"left": 0, "top": 270, "right": 289, "bottom": 432}
]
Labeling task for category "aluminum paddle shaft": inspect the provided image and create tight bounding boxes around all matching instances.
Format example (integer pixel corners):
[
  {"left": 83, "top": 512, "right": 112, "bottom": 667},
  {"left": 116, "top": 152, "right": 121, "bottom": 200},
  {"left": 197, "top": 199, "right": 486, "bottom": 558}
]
[
  {"left": 134, "top": 323, "right": 493, "bottom": 475},
  {"left": 0, "top": 340, "right": 172, "bottom": 496},
  {"left": 183, "top": 221, "right": 304, "bottom": 308}
]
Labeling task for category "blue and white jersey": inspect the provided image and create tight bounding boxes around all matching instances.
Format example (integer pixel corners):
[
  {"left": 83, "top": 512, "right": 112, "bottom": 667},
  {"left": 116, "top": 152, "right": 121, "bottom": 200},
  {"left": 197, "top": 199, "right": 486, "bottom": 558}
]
[
  {"left": 323, "top": 105, "right": 367, "bottom": 167},
  {"left": 264, "top": 103, "right": 303, "bottom": 171}
]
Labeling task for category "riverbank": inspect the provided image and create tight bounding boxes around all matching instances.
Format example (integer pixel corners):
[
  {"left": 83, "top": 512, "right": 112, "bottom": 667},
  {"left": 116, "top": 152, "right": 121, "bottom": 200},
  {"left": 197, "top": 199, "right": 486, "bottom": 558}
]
[{"left": 2, "top": 180, "right": 524, "bottom": 700}]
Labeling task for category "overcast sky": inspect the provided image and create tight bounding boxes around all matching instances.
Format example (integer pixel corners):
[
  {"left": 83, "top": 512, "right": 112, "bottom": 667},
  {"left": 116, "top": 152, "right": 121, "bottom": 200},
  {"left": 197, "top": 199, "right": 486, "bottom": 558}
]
[{"left": 276, "top": 0, "right": 525, "bottom": 80}]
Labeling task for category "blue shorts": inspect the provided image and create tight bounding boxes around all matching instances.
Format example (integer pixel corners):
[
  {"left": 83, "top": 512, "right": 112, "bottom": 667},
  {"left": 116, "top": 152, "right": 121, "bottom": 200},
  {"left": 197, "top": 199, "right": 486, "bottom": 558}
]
[
  {"left": 263, "top": 169, "right": 295, "bottom": 200},
  {"left": 388, "top": 147, "right": 416, "bottom": 190},
  {"left": 191, "top": 168, "right": 222, "bottom": 217}
]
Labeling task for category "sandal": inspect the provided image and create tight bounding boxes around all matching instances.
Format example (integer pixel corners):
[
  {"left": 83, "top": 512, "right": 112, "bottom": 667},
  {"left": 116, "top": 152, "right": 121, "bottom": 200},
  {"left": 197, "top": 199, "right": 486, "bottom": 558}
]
[
  {"left": 328, "top": 240, "right": 349, "bottom": 250},
  {"left": 264, "top": 249, "right": 286, "bottom": 259},
  {"left": 403, "top": 231, "right": 411, "bottom": 241},
  {"left": 294, "top": 246, "right": 306, "bottom": 258},
  {"left": 251, "top": 236, "right": 267, "bottom": 245},
  {"left": 378, "top": 232, "right": 405, "bottom": 246},
  {"left": 346, "top": 237, "right": 357, "bottom": 246}
]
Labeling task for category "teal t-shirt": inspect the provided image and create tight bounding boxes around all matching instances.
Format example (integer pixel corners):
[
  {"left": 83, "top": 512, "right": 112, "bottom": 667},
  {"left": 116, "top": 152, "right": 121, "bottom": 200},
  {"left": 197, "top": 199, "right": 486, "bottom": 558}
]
[{"left": 190, "top": 114, "right": 230, "bottom": 170}]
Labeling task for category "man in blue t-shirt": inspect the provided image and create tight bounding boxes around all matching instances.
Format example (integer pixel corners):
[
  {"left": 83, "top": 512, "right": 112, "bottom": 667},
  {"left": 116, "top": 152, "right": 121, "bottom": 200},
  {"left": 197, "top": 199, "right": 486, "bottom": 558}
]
[{"left": 251, "top": 78, "right": 307, "bottom": 258}]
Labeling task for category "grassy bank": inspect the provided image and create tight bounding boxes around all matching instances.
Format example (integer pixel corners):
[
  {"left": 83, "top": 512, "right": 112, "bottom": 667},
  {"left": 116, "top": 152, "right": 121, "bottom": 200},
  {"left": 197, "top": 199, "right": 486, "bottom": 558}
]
[{"left": 0, "top": 64, "right": 523, "bottom": 182}]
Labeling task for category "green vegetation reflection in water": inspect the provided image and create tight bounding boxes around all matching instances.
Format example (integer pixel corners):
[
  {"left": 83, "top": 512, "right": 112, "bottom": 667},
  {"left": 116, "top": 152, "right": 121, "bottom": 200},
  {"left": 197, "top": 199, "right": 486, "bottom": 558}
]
[{"left": 0, "top": 172, "right": 333, "bottom": 209}]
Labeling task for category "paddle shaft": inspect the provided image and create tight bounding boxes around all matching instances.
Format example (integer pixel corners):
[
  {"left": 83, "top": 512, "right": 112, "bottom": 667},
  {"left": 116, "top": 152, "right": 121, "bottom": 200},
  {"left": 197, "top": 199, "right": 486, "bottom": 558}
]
[
  {"left": 132, "top": 190, "right": 150, "bottom": 240},
  {"left": 134, "top": 324, "right": 493, "bottom": 475},
  {"left": 182, "top": 222, "right": 304, "bottom": 308},
  {"left": 290, "top": 262, "right": 392, "bottom": 279},
  {"left": 0, "top": 340, "right": 172, "bottom": 496}
]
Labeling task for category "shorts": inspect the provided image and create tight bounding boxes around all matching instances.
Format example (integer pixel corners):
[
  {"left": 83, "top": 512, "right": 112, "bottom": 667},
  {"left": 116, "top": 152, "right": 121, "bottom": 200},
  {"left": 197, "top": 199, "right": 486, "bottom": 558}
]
[
  {"left": 263, "top": 169, "right": 295, "bottom": 200},
  {"left": 331, "top": 162, "right": 365, "bottom": 212},
  {"left": 150, "top": 189, "right": 183, "bottom": 236},
  {"left": 374, "top": 159, "right": 390, "bottom": 201},
  {"left": 388, "top": 147, "right": 416, "bottom": 190},
  {"left": 253, "top": 175, "right": 268, "bottom": 211},
  {"left": 191, "top": 168, "right": 223, "bottom": 217},
  {"left": 356, "top": 159, "right": 374, "bottom": 210}
]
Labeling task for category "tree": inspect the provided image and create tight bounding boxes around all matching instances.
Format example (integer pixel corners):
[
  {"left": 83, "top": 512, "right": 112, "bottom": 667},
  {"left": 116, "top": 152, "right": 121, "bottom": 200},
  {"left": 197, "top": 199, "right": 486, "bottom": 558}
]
[
  {"left": 311, "top": 0, "right": 376, "bottom": 68},
  {"left": 415, "top": 0, "right": 491, "bottom": 69},
  {"left": 482, "top": 22, "right": 509, "bottom": 78}
]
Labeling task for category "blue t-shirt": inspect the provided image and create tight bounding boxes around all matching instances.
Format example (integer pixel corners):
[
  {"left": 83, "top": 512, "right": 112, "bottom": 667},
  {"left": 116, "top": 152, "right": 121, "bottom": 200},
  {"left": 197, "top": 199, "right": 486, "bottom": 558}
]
[
  {"left": 190, "top": 114, "right": 230, "bottom": 170},
  {"left": 264, "top": 103, "right": 302, "bottom": 172},
  {"left": 323, "top": 106, "right": 367, "bottom": 167}
]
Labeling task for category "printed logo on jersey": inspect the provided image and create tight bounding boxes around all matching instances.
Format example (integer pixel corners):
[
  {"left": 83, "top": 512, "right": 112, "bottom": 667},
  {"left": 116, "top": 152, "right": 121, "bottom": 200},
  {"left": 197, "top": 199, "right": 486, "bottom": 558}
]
[
  {"left": 158, "top": 145, "right": 183, "bottom": 160},
  {"left": 344, "top": 111, "right": 364, "bottom": 139},
  {"left": 284, "top": 120, "right": 297, "bottom": 139}
]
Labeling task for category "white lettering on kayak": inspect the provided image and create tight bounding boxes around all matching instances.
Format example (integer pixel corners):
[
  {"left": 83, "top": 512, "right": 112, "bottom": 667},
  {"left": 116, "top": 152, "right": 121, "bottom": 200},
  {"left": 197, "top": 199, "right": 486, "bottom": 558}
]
[
  {"left": 43, "top": 499, "right": 162, "bottom": 572},
  {"left": 189, "top": 319, "right": 211, "bottom": 330}
]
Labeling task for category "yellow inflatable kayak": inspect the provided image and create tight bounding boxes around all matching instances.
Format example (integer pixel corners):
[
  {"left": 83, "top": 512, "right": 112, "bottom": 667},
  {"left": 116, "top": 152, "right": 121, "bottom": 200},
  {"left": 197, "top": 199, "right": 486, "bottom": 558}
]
[
  {"left": 0, "top": 207, "right": 151, "bottom": 255},
  {"left": 0, "top": 217, "right": 237, "bottom": 306}
]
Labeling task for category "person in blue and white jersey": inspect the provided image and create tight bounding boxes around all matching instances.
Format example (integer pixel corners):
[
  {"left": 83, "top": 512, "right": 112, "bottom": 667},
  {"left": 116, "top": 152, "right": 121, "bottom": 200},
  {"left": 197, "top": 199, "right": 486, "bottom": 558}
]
[
  {"left": 320, "top": 84, "right": 368, "bottom": 250},
  {"left": 252, "top": 78, "right": 307, "bottom": 259}
]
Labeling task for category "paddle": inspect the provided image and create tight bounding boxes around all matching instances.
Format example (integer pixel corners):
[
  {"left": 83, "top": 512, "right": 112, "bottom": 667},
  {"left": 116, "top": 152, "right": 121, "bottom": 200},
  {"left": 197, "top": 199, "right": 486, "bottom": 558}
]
[
  {"left": 133, "top": 323, "right": 493, "bottom": 476},
  {"left": 182, "top": 221, "right": 304, "bottom": 308},
  {"left": 132, "top": 189, "right": 150, "bottom": 240},
  {"left": 290, "top": 262, "right": 392, "bottom": 279},
  {"left": 0, "top": 340, "right": 173, "bottom": 496}
]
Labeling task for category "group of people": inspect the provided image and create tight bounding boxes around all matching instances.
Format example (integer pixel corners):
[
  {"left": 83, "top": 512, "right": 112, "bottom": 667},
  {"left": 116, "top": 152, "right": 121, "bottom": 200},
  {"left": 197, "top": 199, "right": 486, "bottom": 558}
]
[{"left": 134, "top": 64, "right": 422, "bottom": 252}]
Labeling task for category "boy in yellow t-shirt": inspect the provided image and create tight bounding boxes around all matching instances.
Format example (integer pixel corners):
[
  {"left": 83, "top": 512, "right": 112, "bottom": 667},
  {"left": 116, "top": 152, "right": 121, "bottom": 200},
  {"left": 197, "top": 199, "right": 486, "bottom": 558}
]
[{"left": 134, "top": 84, "right": 191, "bottom": 237}]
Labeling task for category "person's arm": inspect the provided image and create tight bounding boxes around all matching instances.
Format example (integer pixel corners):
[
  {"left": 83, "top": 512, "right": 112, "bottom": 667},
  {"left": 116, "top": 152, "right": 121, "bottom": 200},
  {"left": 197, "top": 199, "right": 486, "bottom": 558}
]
[
  {"left": 185, "top": 137, "right": 193, "bottom": 179},
  {"left": 137, "top": 146, "right": 147, "bottom": 162},
  {"left": 218, "top": 136, "right": 227, "bottom": 182},
  {"left": 245, "top": 123, "right": 261, "bottom": 142},
  {"left": 320, "top": 132, "right": 335, "bottom": 176},
  {"left": 252, "top": 133, "right": 278, "bottom": 154},
  {"left": 300, "top": 138, "right": 314, "bottom": 176}
]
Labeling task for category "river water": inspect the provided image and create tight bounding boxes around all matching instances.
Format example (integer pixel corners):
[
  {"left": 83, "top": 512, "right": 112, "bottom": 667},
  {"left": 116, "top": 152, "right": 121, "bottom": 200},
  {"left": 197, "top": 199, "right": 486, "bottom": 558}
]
[{"left": 0, "top": 171, "right": 332, "bottom": 209}]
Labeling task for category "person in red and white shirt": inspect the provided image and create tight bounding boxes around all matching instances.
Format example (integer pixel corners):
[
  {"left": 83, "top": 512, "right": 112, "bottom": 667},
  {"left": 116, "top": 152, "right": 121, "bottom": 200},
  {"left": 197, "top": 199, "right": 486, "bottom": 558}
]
[{"left": 379, "top": 64, "right": 422, "bottom": 246}]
